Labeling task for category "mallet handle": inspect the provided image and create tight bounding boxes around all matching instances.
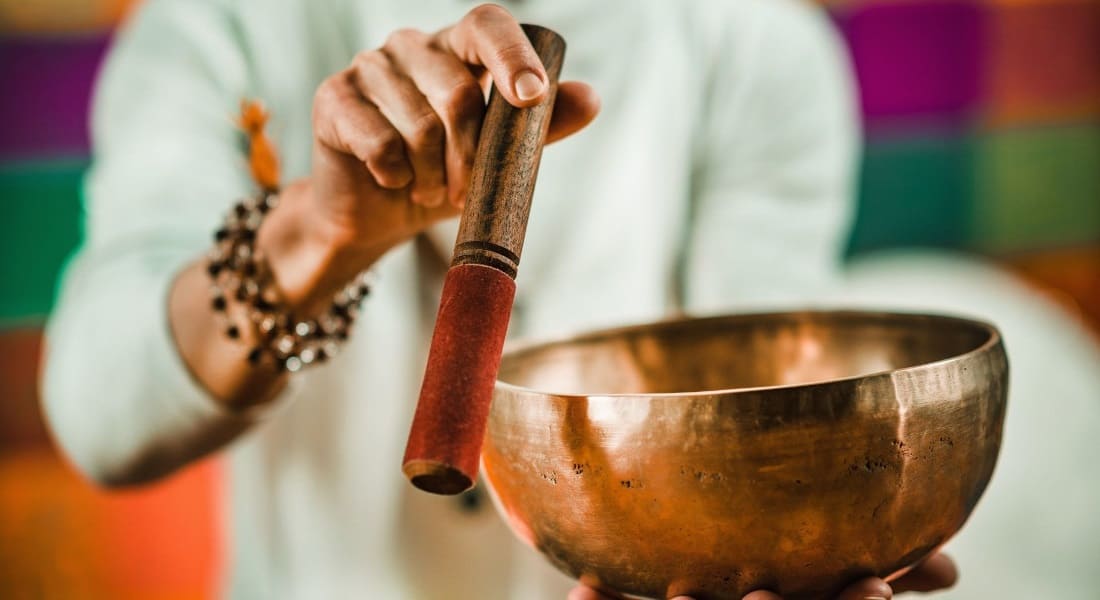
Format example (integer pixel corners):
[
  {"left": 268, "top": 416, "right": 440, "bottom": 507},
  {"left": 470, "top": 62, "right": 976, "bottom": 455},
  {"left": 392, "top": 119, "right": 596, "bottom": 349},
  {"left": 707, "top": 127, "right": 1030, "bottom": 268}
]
[
  {"left": 402, "top": 25, "right": 565, "bottom": 495},
  {"left": 452, "top": 24, "right": 566, "bottom": 278}
]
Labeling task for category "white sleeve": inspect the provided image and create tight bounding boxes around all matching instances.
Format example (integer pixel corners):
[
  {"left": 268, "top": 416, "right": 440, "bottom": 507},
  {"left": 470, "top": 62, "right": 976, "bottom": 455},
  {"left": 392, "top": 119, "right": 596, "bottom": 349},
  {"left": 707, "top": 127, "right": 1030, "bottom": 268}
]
[
  {"left": 42, "top": 0, "right": 260, "bottom": 486},
  {"left": 683, "top": 0, "right": 859, "bottom": 314}
]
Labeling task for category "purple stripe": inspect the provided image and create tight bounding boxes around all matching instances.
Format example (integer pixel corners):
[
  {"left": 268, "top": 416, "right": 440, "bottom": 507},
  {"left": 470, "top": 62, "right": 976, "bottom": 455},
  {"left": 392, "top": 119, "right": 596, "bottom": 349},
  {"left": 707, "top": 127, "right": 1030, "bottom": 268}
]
[
  {"left": 834, "top": 0, "right": 988, "bottom": 133},
  {"left": 0, "top": 35, "right": 111, "bottom": 160}
]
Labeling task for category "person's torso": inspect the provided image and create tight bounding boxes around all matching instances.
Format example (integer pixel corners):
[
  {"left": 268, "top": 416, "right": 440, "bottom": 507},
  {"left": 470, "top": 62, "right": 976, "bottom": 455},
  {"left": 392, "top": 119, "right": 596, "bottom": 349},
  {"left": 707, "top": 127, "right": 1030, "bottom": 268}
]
[{"left": 218, "top": 1, "right": 815, "bottom": 597}]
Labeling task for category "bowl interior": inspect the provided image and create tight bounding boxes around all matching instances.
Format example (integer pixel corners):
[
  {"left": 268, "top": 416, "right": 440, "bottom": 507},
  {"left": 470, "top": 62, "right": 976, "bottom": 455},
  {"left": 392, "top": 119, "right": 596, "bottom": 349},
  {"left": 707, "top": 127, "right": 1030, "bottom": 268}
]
[{"left": 498, "top": 311, "right": 994, "bottom": 396}]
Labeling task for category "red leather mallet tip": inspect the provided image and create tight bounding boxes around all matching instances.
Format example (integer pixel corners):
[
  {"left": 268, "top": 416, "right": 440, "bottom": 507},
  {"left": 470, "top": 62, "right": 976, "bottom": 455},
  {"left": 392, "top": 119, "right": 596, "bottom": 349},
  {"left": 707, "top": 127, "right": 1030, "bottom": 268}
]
[
  {"left": 403, "top": 263, "right": 516, "bottom": 495},
  {"left": 402, "top": 23, "right": 564, "bottom": 496}
]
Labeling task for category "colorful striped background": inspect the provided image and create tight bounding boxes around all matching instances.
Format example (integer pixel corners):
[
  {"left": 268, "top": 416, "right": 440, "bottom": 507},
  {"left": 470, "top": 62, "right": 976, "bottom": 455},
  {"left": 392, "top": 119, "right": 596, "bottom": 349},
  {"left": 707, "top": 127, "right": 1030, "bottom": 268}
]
[{"left": 1, "top": 0, "right": 1098, "bottom": 596}]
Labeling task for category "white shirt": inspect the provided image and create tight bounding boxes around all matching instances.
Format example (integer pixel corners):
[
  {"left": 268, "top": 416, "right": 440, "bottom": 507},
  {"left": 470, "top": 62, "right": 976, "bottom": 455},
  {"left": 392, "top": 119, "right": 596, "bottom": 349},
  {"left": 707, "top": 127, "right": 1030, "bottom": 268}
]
[
  {"left": 44, "top": 0, "right": 863, "bottom": 598},
  {"left": 44, "top": 2, "right": 1100, "bottom": 598}
]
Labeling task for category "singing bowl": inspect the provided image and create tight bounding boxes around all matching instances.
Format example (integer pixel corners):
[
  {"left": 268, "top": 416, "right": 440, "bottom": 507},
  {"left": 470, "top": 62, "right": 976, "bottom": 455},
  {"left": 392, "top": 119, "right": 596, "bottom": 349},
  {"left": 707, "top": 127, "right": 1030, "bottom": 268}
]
[{"left": 481, "top": 311, "right": 1007, "bottom": 600}]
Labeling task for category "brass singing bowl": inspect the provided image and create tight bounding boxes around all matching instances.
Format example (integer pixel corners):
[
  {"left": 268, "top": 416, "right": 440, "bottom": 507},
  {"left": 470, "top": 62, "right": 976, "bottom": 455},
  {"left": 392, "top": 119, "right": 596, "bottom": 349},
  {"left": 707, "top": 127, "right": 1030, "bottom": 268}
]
[{"left": 481, "top": 311, "right": 1007, "bottom": 600}]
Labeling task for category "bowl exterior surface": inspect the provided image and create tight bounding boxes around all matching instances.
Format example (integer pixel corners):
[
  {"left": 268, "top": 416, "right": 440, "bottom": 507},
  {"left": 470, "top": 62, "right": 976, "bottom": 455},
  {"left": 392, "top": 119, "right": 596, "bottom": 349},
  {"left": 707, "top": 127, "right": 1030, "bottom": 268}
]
[{"left": 482, "top": 312, "right": 1008, "bottom": 600}]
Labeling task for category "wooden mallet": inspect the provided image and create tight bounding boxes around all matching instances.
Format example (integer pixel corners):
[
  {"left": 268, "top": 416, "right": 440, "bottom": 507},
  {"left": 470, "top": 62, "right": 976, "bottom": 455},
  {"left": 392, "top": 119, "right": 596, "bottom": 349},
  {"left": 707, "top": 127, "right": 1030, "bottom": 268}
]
[{"left": 402, "top": 25, "right": 566, "bottom": 495}]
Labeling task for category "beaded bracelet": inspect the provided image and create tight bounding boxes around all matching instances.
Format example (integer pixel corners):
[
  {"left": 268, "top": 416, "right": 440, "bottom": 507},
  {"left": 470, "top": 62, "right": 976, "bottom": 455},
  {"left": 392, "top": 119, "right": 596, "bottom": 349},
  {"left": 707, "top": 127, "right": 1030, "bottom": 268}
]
[
  {"left": 206, "top": 191, "right": 371, "bottom": 372},
  {"left": 204, "top": 100, "right": 370, "bottom": 372}
]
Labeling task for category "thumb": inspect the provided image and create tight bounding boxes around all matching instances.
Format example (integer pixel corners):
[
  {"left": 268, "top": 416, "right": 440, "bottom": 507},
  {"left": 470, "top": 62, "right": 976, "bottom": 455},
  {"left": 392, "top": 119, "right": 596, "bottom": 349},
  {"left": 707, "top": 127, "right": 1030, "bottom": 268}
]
[
  {"left": 435, "top": 4, "right": 548, "bottom": 107},
  {"left": 546, "top": 81, "right": 601, "bottom": 145}
]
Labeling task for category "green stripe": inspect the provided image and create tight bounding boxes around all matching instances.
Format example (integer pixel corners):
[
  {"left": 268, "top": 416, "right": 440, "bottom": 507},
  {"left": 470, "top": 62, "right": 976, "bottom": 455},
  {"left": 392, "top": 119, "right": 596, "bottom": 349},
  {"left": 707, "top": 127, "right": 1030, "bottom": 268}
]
[
  {"left": 974, "top": 124, "right": 1100, "bottom": 252},
  {"left": 0, "top": 159, "right": 87, "bottom": 324},
  {"left": 847, "top": 134, "right": 976, "bottom": 256}
]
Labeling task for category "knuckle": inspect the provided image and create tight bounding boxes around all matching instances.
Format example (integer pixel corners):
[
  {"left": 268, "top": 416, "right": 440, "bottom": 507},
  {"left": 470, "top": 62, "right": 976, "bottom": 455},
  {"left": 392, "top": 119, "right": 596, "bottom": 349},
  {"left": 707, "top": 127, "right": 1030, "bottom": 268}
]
[
  {"left": 458, "top": 144, "right": 476, "bottom": 171},
  {"left": 365, "top": 130, "right": 405, "bottom": 165},
  {"left": 409, "top": 112, "right": 444, "bottom": 148},
  {"left": 449, "top": 163, "right": 472, "bottom": 192},
  {"left": 492, "top": 41, "right": 531, "bottom": 68},
  {"left": 468, "top": 3, "right": 510, "bottom": 25},
  {"left": 352, "top": 48, "right": 388, "bottom": 74},
  {"left": 439, "top": 80, "right": 484, "bottom": 120},
  {"left": 384, "top": 27, "right": 425, "bottom": 51},
  {"left": 448, "top": 186, "right": 467, "bottom": 207},
  {"left": 452, "top": 135, "right": 477, "bottom": 173},
  {"left": 312, "top": 74, "right": 346, "bottom": 122}
]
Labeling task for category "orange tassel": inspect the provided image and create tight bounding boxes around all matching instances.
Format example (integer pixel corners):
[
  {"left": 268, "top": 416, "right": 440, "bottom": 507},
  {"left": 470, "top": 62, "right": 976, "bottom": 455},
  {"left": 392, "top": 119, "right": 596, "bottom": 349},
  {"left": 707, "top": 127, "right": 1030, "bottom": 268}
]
[{"left": 238, "top": 100, "right": 281, "bottom": 191}]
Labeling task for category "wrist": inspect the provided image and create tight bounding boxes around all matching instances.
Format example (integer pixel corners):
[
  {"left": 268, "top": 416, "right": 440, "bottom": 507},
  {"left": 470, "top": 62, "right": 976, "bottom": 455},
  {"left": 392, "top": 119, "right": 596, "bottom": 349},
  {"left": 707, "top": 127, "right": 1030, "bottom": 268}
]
[{"left": 257, "top": 179, "right": 382, "bottom": 316}]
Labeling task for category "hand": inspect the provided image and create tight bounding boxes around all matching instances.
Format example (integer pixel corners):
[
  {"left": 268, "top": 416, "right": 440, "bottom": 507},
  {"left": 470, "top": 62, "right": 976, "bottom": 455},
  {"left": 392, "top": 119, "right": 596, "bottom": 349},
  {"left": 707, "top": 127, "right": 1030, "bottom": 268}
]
[
  {"left": 262, "top": 3, "right": 600, "bottom": 311},
  {"left": 567, "top": 553, "right": 958, "bottom": 600},
  {"left": 169, "top": 4, "right": 598, "bottom": 423}
]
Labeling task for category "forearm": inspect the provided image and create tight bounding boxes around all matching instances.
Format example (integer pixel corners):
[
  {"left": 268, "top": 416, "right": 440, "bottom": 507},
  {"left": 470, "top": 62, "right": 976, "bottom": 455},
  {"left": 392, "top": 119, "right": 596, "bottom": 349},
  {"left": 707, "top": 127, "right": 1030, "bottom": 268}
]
[
  {"left": 42, "top": 240, "right": 256, "bottom": 486},
  {"left": 43, "top": 179, "right": 389, "bottom": 487},
  {"left": 170, "top": 178, "right": 388, "bottom": 411}
]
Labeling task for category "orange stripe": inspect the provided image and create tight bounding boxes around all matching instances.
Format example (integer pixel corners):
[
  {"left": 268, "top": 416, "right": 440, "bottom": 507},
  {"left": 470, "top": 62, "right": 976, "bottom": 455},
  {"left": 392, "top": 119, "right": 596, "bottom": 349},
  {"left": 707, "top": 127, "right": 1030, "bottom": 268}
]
[
  {"left": 0, "top": 449, "right": 223, "bottom": 598},
  {"left": 0, "top": 0, "right": 139, "bottom": 35}
]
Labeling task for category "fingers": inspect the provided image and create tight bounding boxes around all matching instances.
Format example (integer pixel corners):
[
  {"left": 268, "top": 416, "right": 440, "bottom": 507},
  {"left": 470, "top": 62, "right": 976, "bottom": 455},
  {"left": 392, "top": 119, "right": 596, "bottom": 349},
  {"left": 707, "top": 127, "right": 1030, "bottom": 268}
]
[
  {"left": 312, "top": 72, "right": 413, "bottom": 189},
  {"left": 891, "top": 553, "right": 958, "bottom": 594},
  {"left": 314, "top": 3, "right": 600, "bottom": 224},
  {"left": 566, "top": 585, "right": 624, "bottom": 600},
  {"left": 739, "top": 577, "right": 892, "bottom": 600},
  {"left": 382, "top": 29, "right": 484, "bottom": 207},
  {"left": 546, "top": 81, "right": 601, "bottom": 144},
  {"left": 351, "top": 47, "right": 447, "bottom": 206},
  {"left": 569, "top": 555, "right": 956, "bottom": 600},
  {"left": 836, "top": 577, "right": 892, "bottom": 600},
  {"left": 741, "top": 592, "right": 782, "bottom": 600},
  {"left": 435, "top": 3, "right": 548, "bottom": 107},
  {"left": 436, "top": 5, "right": 600, "bottom": 147}
]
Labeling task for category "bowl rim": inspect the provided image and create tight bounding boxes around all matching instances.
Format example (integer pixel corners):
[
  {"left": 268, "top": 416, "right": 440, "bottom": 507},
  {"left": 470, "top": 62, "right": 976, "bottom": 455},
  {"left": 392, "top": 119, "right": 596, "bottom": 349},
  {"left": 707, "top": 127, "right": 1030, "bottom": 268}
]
[{"left": 494, "top": 309, "right": 1004, "bottom": 399}]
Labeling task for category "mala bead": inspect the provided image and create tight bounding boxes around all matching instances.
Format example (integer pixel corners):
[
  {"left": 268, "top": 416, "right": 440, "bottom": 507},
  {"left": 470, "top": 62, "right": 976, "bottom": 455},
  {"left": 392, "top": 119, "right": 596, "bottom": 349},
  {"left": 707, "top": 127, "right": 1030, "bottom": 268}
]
[
  {"left": 259, "top": 315, "right": 276, "bottom": 334},
  {"left": 299, "top": 347, "right": 317, "bottom": 365},
  {"left": 253, "top": 296, "right": 275, "bottom": 312},
  {"left": 283, "top": 356, "right": 303, "bottom": 373},
  {"left": 275, "top": 335, "right": 295, "bottom": 355},
  {"left": 202, "top": 101, "right": 373, "bottom": 373}
]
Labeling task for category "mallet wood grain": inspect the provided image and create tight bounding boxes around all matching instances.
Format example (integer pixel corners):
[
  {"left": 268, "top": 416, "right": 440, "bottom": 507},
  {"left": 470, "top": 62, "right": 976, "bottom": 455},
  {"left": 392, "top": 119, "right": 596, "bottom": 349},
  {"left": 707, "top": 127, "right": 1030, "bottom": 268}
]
[{"left": 403, "top": 24, "right": 566, "bottom": 495}]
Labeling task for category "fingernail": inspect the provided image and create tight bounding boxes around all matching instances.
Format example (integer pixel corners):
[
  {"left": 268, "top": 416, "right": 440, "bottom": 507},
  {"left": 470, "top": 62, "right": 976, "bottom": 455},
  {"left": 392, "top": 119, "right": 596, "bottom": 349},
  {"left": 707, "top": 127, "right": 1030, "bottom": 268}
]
[
  {"left": 514, "top": 70, "right": 545, "bottom": 101},
  {"left": 864, "top": 596, "right": 888, "bottom": 600}
]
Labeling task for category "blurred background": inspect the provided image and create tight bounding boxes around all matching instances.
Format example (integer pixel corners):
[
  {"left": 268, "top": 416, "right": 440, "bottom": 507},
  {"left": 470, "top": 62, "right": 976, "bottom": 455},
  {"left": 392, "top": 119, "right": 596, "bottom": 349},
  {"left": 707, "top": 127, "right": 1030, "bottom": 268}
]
[{"left": 1, "top": 0, "right": 1097, "bottom": 597}]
